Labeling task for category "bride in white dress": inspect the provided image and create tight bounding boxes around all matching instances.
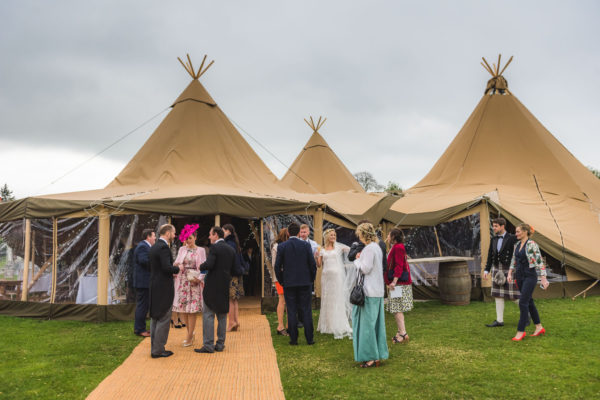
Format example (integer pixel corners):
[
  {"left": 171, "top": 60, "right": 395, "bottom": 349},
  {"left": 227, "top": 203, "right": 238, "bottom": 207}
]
[{"left": 317, "top": 228, "right": 354, "bottom": 339}]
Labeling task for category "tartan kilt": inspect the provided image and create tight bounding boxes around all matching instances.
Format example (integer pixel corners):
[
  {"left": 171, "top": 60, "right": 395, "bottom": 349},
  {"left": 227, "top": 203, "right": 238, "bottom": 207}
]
[{"left": 490, "top": 263, "right": 520, "bottom": 300}]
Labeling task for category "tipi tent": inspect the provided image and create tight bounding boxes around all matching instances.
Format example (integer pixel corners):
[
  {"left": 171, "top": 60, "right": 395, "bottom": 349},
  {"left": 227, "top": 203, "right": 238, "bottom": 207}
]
[
  {"left": 281, "top": 117, "right": 365, "bottom": 194},
  {"left": 0, "top": 55, "right": 390, "bottom": 318},
  {"left": 386, "top": 56, "right": 600, "bottom": 290}
]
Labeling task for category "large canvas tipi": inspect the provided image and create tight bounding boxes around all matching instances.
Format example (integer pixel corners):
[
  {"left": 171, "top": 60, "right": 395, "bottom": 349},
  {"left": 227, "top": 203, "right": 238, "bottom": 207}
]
[
  {"left": 281, "top": 117, "right": 365, "bottom": 194},
  {"left": 386, "top": 56, "right": 600, "bottom": 282}
]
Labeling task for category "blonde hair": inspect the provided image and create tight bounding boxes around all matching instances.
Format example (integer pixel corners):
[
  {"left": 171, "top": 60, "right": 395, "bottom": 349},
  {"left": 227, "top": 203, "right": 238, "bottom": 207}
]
[
  {"left": 323, "top": 228, "right": 336, "bottom": 245},
  {"left": 356, "top": 223, "right": 377, "bottom": 244}
]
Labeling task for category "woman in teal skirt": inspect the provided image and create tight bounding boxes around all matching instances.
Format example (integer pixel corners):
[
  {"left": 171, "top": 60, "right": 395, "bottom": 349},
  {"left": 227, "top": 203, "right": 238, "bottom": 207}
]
[{"left": 352, "top": 222, "right": 389, "bottom": 368}]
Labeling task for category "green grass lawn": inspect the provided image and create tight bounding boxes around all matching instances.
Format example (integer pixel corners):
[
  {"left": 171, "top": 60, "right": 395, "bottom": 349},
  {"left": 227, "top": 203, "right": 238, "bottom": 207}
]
[
  {"left": 0, "top": 316, "right": 142, "bottom": 400},
  {"left": 267, "top": 297, "right": 600, "bottom": 400}
]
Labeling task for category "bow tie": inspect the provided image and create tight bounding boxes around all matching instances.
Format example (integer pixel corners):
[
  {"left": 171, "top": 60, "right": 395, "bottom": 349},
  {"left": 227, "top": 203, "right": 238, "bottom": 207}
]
[{"left": 496, "top": 235, "right": 504, "bottom": 239}]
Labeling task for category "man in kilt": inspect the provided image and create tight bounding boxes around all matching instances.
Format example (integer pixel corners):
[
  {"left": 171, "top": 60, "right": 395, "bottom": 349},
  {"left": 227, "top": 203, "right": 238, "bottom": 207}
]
[{"left": 483, "top": 218, "right": 519, "bottom": 327}]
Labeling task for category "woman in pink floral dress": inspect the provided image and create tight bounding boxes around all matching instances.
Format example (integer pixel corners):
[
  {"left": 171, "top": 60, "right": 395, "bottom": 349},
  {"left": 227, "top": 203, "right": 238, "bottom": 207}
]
[{"left": 173, "top": 224, "right": 206, "bottom": 347}]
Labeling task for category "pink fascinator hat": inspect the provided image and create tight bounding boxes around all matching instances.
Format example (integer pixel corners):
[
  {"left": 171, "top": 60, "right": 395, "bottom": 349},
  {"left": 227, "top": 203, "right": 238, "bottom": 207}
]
[{"left": 179, "top": 224, "right": 199, "bottom": 243}]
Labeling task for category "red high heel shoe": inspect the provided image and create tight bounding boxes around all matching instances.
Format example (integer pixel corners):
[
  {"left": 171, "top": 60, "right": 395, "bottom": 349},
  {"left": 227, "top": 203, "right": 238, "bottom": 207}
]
[
  {"left": 530, "top": 327, "right": 546, "bottom": 337},
  {"left": 511, "top": 332, "right": 526, "bottom": 341}
]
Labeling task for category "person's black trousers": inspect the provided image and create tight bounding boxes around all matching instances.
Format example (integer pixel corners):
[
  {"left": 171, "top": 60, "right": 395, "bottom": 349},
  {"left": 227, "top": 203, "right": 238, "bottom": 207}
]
[
  {"left": 284, "top": 285, "right": 313, "bottom": 344},
  {"left": 134, "top": 288, "right": 150, "bottom": 334},
  {"left": 516, "top": 269, "right": 541, "bottom": 332}
]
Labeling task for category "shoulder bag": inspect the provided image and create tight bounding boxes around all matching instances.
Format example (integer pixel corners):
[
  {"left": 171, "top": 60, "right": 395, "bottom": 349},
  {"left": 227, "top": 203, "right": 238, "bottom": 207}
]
[{"left": 350, "top": 271, "right": 365, "bottom": 306}]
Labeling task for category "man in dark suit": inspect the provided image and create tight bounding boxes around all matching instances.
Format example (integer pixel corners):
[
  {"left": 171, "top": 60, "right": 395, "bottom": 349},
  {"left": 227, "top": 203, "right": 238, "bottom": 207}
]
[
  {"left": 133, "top": 228, "right": 156, "bottom": 337},
  {"left": 195, "top": 226, "right": 235, "bottom": 354},
  {"left": 149, "top": 224, "right": 183, "bottom": 358},
  {"left": 275, "top": 222, "right": 317, "bottom": 345},
  {"left": 484, "top": 217, "right": 519, "bottom": 327}
]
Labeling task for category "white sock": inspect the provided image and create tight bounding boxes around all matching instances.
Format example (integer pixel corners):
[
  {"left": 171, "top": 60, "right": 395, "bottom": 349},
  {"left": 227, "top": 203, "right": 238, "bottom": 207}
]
[{"left": 495, "top": 297, "right": 505, "bottom": 323}]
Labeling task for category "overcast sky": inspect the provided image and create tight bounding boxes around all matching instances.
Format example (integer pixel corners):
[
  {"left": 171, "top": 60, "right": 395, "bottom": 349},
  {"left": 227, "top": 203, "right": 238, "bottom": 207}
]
[{"left": 1, "top": 1, "right": 598, "bottom": 199}]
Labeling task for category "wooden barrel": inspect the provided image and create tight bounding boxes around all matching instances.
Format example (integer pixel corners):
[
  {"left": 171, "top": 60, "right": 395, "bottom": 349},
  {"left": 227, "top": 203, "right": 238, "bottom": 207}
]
[{"left": 438, "top": 261, "right": 471, "bottom": 305}]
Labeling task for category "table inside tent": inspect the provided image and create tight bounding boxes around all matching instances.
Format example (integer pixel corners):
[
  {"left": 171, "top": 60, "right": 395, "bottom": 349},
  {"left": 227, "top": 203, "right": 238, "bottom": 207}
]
[{"left": 76, "top": 276, "right": 113, "bottom": 304}]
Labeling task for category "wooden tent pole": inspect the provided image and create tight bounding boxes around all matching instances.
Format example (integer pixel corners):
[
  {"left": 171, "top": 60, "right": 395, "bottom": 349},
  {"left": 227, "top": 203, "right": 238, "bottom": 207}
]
[
  {"left": 28, "top": 258, "right": 52, "bottom": 291},
  {"left": 313, "top": 208, "right": 324, "bottom": 298},
  {"left": 21, "top": 219, "right": 31, "bottom": 301},
  {"left": 97, "top": 209, "right": 110, "bottom": 305},
  {"left": 322, "top": 212, "right": 355, "bottom": 230},
  {"left": 29, "top": 230, "right": 35, "bottom": 289},
  {"left": 260, "top": 218, "right": 265, "bottom": 298},
  {"left": 433, "top": 226, "right": 443, "bottom": 257},
  {"left": 215, "top": 214, "right": 221, "bottom": 227},
  {"left": 480, "top": 202, "right": 492, "bottom": 288},
  {"left": 50, "top": 218, "right": 58, "bottom": 303},
  {"left": 481, "top": 57, "right": 495, "bottom": 76},
  {"left": 198, "top": 55, "right": 207, "bottom": 78},
  {"left": 480, "top": 62, "right": 494, "bottom": 76},
  {"left": 186, "top": 54, "right": 195, "bottom": 79},
  {"left": 498, "top": 56, "right": 514, "bottom": 76},
  {"left": 496, "top": 54, "right": 502, "bottom": 75}
]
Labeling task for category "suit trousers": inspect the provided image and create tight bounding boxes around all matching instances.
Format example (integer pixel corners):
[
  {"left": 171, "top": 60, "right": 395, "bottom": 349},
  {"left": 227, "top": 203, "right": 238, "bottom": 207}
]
[
  {"left": 134, "top": 288, "right": 149, "bottom": 334},
  {"left": 202, "top": 300, "right": 227, "bottom": 351},
  {"left": 516, "top": 268, "right": 541, "bottom": 332},
  {"left": 284, "top": 285, "right": 313, "bottom": 344},
  {"left": 150, "top": 311, "right": 172, "bottom": 355}
]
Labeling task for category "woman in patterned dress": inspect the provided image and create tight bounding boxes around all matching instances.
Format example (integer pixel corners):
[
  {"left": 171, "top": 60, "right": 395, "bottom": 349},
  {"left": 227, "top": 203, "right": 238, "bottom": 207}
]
[
  {"left": 385, "top": 228, "right": 413, "bottom": 344},
  {"left": 173, "top": 224, "right": 206, "bottom": 347}
]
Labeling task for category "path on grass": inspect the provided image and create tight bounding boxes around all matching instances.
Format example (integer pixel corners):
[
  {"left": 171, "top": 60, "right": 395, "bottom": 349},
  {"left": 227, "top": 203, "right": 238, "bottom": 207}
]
[{"left": 87, "top": 297, "right": 285, "bottom": 400}]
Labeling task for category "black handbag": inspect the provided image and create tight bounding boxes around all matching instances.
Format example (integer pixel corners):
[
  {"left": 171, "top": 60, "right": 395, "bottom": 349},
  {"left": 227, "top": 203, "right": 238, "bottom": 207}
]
[{"left": 350, "top": 272, "right": 365, "bottom": 306}]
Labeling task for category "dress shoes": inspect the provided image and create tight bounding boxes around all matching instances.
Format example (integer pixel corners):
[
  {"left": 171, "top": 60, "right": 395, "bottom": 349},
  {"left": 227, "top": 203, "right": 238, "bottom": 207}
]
[
  {"left": 215, "top": 345, "right": 225, "bottom": 352},
  {"left": 194, "top": 347, "right": 215, "bottom": 354},
  {"left": 289, "top": 341, "right": 298, "bottom": 346},
  {"left": 135, "top": 331, "right": 151, "bottom": 337},
  {"left": 307, "top": 341, "right": 315, "bottom": 345},
  {"left": 151, "top": 351, "right": 173, "bottom": 359},
  {"left": 485, "top": 320, "right": 504, "bottom": 327}
]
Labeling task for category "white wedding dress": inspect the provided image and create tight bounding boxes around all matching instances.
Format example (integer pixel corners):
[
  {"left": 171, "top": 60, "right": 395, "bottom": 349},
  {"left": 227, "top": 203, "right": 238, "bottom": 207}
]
[{"left": 317, "top": 243, "right": 354, "bottom": 339}]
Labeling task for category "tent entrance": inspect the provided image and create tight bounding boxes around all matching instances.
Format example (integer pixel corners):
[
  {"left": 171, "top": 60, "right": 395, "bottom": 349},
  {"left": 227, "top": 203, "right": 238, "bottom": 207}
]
[{"left": 170, "top": 215, "right": 261, "bottom": 297}]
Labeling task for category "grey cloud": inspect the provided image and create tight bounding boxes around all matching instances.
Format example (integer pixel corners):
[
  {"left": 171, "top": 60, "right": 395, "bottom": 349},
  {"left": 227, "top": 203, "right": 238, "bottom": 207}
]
[{"left": 1, "top": 0, "right": 599, "bottom": 191}]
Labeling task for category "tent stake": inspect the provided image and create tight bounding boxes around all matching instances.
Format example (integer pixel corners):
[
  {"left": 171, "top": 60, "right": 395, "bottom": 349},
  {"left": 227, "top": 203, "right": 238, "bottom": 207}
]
[{"left": 572, "top": 279, "right": 599, "bottom": 300}]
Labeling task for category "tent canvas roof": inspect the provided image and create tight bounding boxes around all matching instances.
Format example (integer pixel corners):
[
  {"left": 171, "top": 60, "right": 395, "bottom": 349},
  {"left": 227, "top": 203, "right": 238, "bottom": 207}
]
[
  {"left": 0, "top": 57, "right": 392, "bottom": 224},
  {"left": 280, "top": 117, "right": 365, "bottom": 194},
  {"left": 386, "top": 57, "right": 600, "bottom": 278}
]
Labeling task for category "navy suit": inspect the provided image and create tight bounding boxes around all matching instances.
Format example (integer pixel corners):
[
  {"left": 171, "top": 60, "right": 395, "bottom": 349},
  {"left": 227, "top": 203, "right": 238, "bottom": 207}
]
[
  {"left": 275, "top": 237, "right": 317, "bottom": 344},
  {"left": 133, "top": 240, "right": 151, "bottom": 334}
]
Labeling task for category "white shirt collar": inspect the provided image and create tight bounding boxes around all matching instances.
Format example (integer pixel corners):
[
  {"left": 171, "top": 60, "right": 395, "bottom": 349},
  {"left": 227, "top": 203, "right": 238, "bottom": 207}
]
[
  {"left": 215, "top": 238, "right": 224, "bottom": 243},
  {"left": 159, "top": 237, "right": 169, "bottom": 245},
  {"left": 144, "top": 240, "right": 151, "bottom": 247}
]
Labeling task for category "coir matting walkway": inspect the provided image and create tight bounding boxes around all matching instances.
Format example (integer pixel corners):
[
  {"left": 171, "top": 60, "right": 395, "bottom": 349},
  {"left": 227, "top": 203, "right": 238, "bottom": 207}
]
[{"left": 87, "top": 298, "right": 285, "bottom": 400}]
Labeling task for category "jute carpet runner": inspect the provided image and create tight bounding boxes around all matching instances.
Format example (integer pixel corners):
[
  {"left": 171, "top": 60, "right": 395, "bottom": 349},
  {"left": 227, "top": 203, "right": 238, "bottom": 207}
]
[{"left": 87, "top": 298, "right": 285, "bottom": 399}]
